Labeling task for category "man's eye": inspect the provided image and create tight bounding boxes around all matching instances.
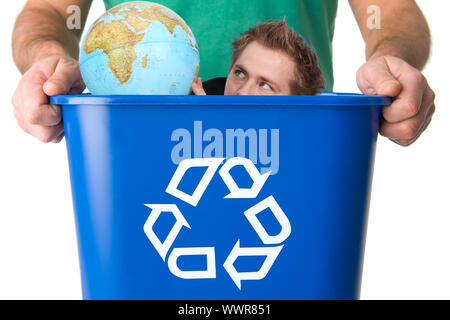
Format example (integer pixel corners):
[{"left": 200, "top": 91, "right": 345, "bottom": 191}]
[
  {"left": 260, "top": 82, "right": 272, "bottom": 90},
  {"left": 235, "top": 70, "right": 245, "bottom": 78}
]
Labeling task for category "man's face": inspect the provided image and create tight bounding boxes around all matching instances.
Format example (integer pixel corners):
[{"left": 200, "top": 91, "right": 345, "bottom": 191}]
[{"left": 224, "top": 41, "right": 297, "bottom": 95}]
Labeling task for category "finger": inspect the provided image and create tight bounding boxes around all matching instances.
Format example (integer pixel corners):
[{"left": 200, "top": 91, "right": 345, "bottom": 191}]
[
  {"left": 52, "top": 132, "right": 65, "bottom": 144},
  {"left": 27, "top": 104, "right": 62, "bottom": 126},
  {"left": 21, "top": 82, "right": 62, "bottom": 126},
  {"left": 417, "top": 103, "right": 435, "bottom": 135},
  {"left": 379, "top": 57, "right": 430, "bottom": 123},
  {"left": 191, "top": 77, "right": 206, "bottom": 95},
  {"left": 380, "top": 96, "right": 430, "bottom": 141},
  {"left": 380, "top": 81, "right": 435, "bottom": 140},
  {"left": 12, "top": 75, "right": 55, "bottom": 129},
  {"left": 356, "top": 57, "right": 402, "bottom": 96},
  {"left": 12, "top": 56, "right": 80, "bottom": 144},
  {"left": 409, "top": 102, "right": 435, "bottom": 142},
  {"left": 381, "top": 73, "right": 428, "bottom": 123},
  {"left": 357, "top": 56, "right": 430, "bottom": 123},
  {"left": 382, "top": 101, "right": 435, "bottom": 146},
  {"left": 43, "top": 58, "right": 85, "bottom": 96},
  {"left": 28, "top": 122, "right": 64, "bottom": 143},
  {"left": 393, "top": 113, "right": 433, "bottom": 146}
]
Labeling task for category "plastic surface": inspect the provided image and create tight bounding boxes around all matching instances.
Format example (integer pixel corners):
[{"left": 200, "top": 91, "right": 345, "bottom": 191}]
[
  {"left": 50, "top": 94, "right": 391, "bottom": 300},
  {"left": 51, "top": 93, "right": 392, "bottom": 106}
]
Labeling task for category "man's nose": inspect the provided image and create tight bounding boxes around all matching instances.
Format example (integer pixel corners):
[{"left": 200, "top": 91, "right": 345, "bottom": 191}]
[{"left": 236, "top": 81, "right": 257, "bottom": 95}]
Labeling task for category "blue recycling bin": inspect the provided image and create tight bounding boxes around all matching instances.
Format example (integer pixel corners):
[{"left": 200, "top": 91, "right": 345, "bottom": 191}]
[{"left": 50, "top": 94, "right": 391, "bottom": 300}]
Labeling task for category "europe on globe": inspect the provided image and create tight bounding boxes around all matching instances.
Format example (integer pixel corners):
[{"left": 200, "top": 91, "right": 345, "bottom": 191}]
[{"left": 79, "top": 1, "right": 200, "bottom": 95}]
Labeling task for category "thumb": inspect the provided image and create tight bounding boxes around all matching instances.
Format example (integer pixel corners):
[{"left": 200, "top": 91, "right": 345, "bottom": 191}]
[
  {"left": 43, "top": 58, "right": 84, "bottom": 96},
  {"left": 378, "top": 78, "right": 402, "bottom": 97},
  {"left": 357, "top": 57, "right": 402, "bottom": 97},
  {"left": 191, "top": 77, "right": 206, "bottom": 95}
]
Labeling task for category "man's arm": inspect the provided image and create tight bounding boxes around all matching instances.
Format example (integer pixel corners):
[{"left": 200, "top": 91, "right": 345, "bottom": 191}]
[
  {"left": 349, "top": 0, "right": 435, "bottom": 146},
  {"left": 12, "top": 0, "right": 92, "bottom": 73},
  {"left": 350, "top": 0, "right": 430, "bottom": 70},
  {"left": 11, "top": 0, "right": 92, "bottom": 143}
]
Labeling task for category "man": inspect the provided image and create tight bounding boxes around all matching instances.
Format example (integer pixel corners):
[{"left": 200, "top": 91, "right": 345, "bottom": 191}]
[
  {"left": 12, "top": 0, "right": 435, "bottom": 146},
  {"left": 191, "top": 19, "right": 325, "bottom": 95}
]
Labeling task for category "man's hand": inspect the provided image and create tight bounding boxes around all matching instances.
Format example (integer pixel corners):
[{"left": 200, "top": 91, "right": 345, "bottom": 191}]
[
  {"left": 349, "top": 0, "right": 433, "bottom": 145},
  {"left": 191, "top": 77, "right": 206, "bottom": 95},
  {"left": 12, "top": 55, "right": 85, "bottom": 143},
  {"left": 356, "top": 56, "right": 435, "bottom": 146}
]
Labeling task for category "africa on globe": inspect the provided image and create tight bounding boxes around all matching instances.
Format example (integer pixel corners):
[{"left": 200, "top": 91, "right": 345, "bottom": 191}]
[{"left": 79, "top": 1, "right": 200, "bottom": 95}]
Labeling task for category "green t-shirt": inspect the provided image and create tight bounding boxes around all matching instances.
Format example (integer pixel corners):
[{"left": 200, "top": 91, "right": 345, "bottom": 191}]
[{"left": 103, "top": 0, "right": 337, "bottom": 91}]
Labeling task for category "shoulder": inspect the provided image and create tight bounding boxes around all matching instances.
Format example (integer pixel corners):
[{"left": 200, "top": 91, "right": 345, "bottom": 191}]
[{"left": 202, "top": 77, "right": 227, "bottom": 95}]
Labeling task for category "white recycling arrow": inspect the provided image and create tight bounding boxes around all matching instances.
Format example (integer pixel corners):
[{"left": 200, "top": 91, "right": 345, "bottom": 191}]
[
  {"left": 244, "top": 196, "right": 291, "bottom": 245},
  {"left": 143, "top": 204, "right": 190, "bottom": 261},
  {"left": 219, "top": 157, "right": 271, "bottom": 199},
  {"left": 166, "top": 157, "right": 224, "bottom": 206},
  {"left": 223, "top": 239, "right": 283, "bottom": 290},
  {"left": 168, "top": 247, "right": 216, "bottom": 279}
]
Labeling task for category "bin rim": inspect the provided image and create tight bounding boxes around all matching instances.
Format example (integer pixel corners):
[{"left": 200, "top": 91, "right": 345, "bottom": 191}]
[{"left": 50, "top": 92, "right": 392, "bottom": 107}]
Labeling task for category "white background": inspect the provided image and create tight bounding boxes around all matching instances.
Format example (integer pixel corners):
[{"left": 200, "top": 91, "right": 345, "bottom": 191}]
[{"left": 0, "top": 0, "right": 448, "bottom": 300}]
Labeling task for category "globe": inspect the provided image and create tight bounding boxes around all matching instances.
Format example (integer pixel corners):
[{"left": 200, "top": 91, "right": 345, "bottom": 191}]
[{"left": 79, "top": 1, "right": 200, "bottom": 95}]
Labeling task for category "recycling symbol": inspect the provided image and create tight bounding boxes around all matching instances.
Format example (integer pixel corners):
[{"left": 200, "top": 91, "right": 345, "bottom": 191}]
[{"left": 143, "top": 157, "right": 291, "bottom": 289}]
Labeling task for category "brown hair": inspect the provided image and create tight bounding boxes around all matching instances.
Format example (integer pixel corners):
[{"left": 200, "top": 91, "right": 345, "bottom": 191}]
[{"left": 230, "top": 19, "right": 325, "bottom": 95}]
